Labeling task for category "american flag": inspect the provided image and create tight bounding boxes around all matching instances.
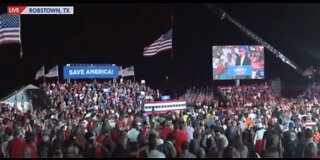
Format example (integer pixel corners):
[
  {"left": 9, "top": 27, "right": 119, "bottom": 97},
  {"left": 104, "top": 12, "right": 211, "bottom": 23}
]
[
  {"left": 35, "top": 66, "right": 45, "bottom": 80},
  {"left": 0, "top": 14, "right": 21, "bottom": 45},
  {"left": 143, "top": 28, "right": 172, "bottom": 56},
  {"left": 121, "top": 66, "right": 135, "bottom": 77},
  {"left": 45, "top": 65, "right": 59, "bottom": 78}
]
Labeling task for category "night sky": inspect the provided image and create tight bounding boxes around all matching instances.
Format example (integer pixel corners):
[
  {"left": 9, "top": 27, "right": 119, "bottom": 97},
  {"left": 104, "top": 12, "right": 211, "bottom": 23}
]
[{"left": 0, "top": 3, "right": 319, "bottom": 98}]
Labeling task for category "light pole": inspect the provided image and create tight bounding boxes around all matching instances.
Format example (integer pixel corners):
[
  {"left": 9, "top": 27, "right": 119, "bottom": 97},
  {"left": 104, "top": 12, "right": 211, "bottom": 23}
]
[{"left": 165, "top": 76, "right": 169, "bottom": 96}]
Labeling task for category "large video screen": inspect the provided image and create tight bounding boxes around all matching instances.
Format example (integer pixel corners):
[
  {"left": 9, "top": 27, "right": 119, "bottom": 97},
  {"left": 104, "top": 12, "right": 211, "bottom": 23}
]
[{"left": 212, "top": 45, "right": 264, "bottom": 80}]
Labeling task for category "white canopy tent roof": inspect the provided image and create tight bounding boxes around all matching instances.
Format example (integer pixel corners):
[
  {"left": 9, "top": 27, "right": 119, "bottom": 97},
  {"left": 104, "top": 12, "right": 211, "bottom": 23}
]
[{"left": 1, "top": 84, "right": 39, "bottom": 112}]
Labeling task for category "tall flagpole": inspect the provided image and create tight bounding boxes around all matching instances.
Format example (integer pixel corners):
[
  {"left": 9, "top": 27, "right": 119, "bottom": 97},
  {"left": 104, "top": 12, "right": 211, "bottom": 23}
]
[
  {"left": 133, "top": 66, "right": 136, "bottom": 82},
  {"left": 43, "top": 66, "right": 46, "bottom": 84},
  {"left": 57, "top": 65, "right": 60, "bottom": 83},
  {"left": 19, "top": 14, "right": 23, "bottom": 59},
  {"left": 171, "top": 14, "right": 174, "bottom": 60}
]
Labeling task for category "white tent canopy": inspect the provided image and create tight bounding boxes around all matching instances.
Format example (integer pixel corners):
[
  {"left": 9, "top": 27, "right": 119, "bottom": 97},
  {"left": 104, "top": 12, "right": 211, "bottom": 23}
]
[{"left": 1, "top": 84, "right": 39, "bottom": 112}]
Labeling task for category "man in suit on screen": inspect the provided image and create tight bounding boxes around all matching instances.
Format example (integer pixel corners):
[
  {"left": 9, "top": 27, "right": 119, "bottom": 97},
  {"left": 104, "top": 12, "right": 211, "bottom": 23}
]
[
  {"left": 235, "top": 47, "right": 252, "bottom": 79},
  {"left": 236, "top": 47, "right": 251, "bottom": 66}
]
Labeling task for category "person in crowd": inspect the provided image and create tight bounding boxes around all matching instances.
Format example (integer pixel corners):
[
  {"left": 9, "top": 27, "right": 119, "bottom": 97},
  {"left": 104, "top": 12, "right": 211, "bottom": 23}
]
[
  {"left": 24, "top": 132, "right": 37, "bottom": 158},
  {"left": 147, "top": 133, "right": 166, "bottom": 158},
  {"left": 160, "top": 120, "right": 173, "bottom": 141},
  {"left": 127, "top": 122, "right": 140, "bottom": 145},
  {"left": 302, "top": 128, "right": 318, "bottom": 158},
  {"left": 189, "top": 128, "right": 202, "bottom": 157},
  {"left": 179, "top": 141, "right": 196, "bottom": 158},
  {"left": 23, "top": 147, "right": 31, "bottom": 158},
  {"left": 185, "top": 117, "right": 194, "bottom": 142},
  {"left": 313, "top": 125, "right": 320, "bottom": 145},
  {"left": 214, "top": 127, "right": 228, "bottom": 151},
  {"left": 64, "top": 136, "right": 80, "bottom": 158},
  {"left": 295, "top": 131, "right": 306, "bottom": 158},
  {"left": 305, "top": 113, "right": 317, "bottom": 129},
  {"left": 1, "top": 128, "right": 13, "bottom": 158},
  {"left": 111, "top": 131, "right": 130, "bottom": 158},
  {"left": 263, "top": 121, "right": 282, "bottom": 158},
  {"left": 7, "top": 127, "right": 26, "bottom": 158},
  {"left": 233, "top": 131, "right": 249, "bottom": 158},
  {"left": 226, "top": 120, "right": 238, "bottom": 146},
  {"left": 282, "top": 122, "right": 297, "bottom": 158},
  {"left": 253, "top": 122, "right": 266, "bottom": 156},
  {"left": 242, "top": 130, "right": 258, "bottom": 158},
  {"left": 159, "top": 132, "right": 176, "bottom": 158},
  {"left": 172, "top": 120, "right": 188, "bottom": 156}
]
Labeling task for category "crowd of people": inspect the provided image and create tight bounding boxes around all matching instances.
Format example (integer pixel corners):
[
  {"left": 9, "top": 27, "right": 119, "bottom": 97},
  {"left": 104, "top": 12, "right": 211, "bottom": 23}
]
[
  {"left": 179, "top": 87, "right": 218, "bottom": 107},
  {"left": 0, "top": 80, "right": 319, "bottom": 158}
]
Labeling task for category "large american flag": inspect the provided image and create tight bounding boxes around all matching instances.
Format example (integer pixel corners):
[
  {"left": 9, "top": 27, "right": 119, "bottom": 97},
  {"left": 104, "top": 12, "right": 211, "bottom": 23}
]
[
  {"left": 0, "top": 14, "right": 21, "bottom": 45},
  {"left": 143, "top": 28, "right": 172, "bottom": 56}
]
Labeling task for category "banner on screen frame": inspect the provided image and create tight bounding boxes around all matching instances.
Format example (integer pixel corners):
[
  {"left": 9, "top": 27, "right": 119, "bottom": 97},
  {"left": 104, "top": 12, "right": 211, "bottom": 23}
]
[{"left": 228, "top": 65, "right": 253, "bottom": 76}]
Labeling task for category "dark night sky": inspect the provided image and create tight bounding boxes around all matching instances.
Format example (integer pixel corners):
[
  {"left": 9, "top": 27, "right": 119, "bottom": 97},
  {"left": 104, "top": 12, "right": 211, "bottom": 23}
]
[{"left": 0, "top": 3, "right": 319, "bottom": 98}]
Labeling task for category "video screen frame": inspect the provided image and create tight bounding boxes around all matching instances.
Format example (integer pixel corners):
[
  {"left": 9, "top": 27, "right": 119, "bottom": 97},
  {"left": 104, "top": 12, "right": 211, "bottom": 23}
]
[{"left": 212, "top": 45, "right": 265, "bottom": 80}]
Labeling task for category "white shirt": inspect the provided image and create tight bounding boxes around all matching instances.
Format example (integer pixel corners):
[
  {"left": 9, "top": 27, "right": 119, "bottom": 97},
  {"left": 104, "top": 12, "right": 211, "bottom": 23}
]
[
  {"left": 239, "top": 121, "right": 248, "bottom": 131},
  {"left": 253, "top": 128, "right": 266, "bottom": 145},
  {"left": 127, "top": 128, "right": 140, "bottom": 142},
  {"left": 240, "top": 56, "right": 245, "bottom": 66},
  {"left": 186, "top": 126, "right": 194, "bottom": 142},
  {"left": 217, "top": 134, "right": 229, "bottom": 149},
  {"left": 248, "top": 113, "right": 257, "bottom": 120},
  {"left": 148, "top": 150, "right": 166, "bottom": 158},
  {"left": 1, "top": 135, "right": 13, "bottom": 158}
]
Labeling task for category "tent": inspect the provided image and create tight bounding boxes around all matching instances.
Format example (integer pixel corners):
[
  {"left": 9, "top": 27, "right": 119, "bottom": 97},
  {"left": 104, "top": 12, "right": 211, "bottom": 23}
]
[{"left": 0, "top": 84, "right": 48, "bottom": 112}]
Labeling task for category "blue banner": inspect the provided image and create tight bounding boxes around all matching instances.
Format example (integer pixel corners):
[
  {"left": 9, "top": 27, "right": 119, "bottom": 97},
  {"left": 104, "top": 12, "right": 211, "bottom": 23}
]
[
  {"left": 63, "top": 66, "right": 119, "bottom": 79},
  {"left": 228, "top": 65, "right": 253, "bottom": 77},
  {"left": 161, "top": 95, "right": 171, "bottom": 101}
]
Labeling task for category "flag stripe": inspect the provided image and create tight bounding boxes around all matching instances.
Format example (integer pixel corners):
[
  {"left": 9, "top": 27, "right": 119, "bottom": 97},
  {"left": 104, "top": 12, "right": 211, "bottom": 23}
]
[
  {"left": 145, "top": 40, "right": 172, "bottom": 50},
  {"left": 144, "top": 40, "right": 172, "bottom": 51},
  {"left": 0, "top": 40, "right": 20, "bottom": 45},
  {"left": 0, "top": 35, "right": 20, "bottom": 38},
  {"left": 143, "top": 42, "right": 172, "bottom": 55},
  {"left": 0, "top": 37, "right": 20, "bottom": 42},
  {"left": 0, "top": 28, "right": 20, "bottom": 32},
  {"left": 143, "top": 44, "right": 172, "bottom": 56},
  {"left": 0, "top": 30, "right": 20, "bottom": 35}
]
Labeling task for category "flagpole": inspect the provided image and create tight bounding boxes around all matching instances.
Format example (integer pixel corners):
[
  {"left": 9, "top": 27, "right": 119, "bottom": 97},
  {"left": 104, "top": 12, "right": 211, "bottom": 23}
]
[
  {"left": 43, "top": 66, "right": 46, "bottom": 84},
  {"left": 57, "top": 65, "right": 60, "bottom": 83},
  {"left": 133, "top": 66, "right": 135, "bottom": 82},
  {"left": 171, "top": 14, "right": 174, "bottom": 60},
  {"left": 19, "top": 14, "right": 23, "bottom": 59}
]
